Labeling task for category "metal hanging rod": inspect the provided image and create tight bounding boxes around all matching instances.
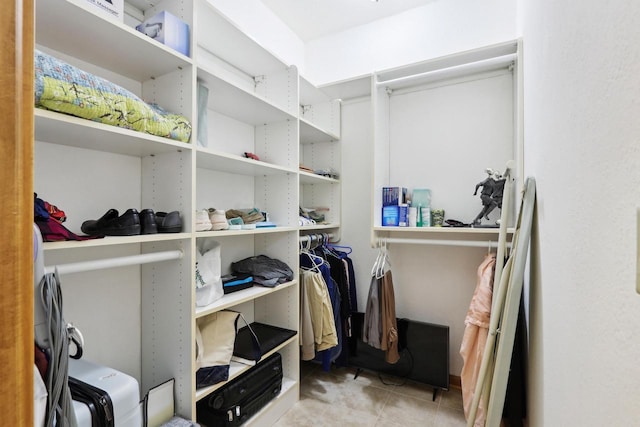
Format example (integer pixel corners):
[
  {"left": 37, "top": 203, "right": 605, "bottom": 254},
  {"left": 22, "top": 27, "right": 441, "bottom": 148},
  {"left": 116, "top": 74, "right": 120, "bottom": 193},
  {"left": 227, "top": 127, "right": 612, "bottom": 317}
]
[
  {"left": 44, "top": 250, "right": 184, "bottom": 275},
  {"left": 380, "top": 237, "right": 511, "bottom": 249},
  {"left": 376, "top": 53, "right": 517, "bottom": 90},
  {"left": 299, "top": 233, "right": 336, "bottom": 250},
  {"left": 299, "top": 233, "right": 335, "bottom": 244}
]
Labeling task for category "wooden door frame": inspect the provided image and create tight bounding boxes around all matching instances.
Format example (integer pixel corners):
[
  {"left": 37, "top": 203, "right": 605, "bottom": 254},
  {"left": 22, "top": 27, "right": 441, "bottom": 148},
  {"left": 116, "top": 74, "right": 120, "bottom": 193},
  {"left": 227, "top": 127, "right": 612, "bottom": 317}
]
[{"left": 1, "top": 0, "right": 34, "bottom": 425}]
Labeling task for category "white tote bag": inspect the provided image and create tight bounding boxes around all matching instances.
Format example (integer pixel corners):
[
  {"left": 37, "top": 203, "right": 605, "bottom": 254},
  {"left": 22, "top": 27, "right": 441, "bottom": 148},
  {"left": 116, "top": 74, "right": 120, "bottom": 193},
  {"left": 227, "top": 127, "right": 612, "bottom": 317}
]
[
  {"left": 195, "top": 310, "right": 239, "bottom": 388},
  {"left": 195, "top": 239, "right": 223, "bottom": 307}
]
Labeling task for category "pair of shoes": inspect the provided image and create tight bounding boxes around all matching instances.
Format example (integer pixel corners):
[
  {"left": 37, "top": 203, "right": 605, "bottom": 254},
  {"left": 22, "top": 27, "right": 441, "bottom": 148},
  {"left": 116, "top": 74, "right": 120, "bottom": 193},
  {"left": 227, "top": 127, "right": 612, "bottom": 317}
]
[
  {"left": 155, "top": 211, "right": 182, "bottom": 233},
  {"left": 81, "top": 209, "right": 141, "bottom": 236},
  {"left": 208, "top": 208, "right": 229, "bottom": 231},
  {"left": 196, "top": 209, "right": 212, "bottom": 231},
  {"left": 195, "top": 209, "right": 229, "bottom": 231}
]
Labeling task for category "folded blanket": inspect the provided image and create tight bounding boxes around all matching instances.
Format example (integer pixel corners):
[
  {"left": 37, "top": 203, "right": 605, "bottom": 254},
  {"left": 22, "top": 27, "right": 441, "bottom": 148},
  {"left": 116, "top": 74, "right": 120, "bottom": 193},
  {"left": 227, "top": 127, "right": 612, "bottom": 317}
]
[{"left": 34, "top": 49, "right": 192, "bottom": 143}]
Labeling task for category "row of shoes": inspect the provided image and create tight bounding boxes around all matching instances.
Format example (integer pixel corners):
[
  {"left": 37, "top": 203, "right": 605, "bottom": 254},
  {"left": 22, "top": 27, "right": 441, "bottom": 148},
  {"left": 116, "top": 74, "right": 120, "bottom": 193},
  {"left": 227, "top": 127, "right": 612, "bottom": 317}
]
[
  {"left": 196, "top": 208, "right": 266, "bottom": 232},
  {"left": 81, "top": 209, "right": 182, "bottom": 236}
]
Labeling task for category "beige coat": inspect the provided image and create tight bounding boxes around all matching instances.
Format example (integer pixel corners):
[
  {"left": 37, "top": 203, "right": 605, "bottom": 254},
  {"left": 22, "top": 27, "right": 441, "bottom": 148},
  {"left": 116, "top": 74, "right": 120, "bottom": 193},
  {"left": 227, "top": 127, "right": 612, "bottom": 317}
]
[
  {"left": 460, "top": 254, "right": 496, "bottom": 427},
  {"left": 300, "top": 269, "right": 338, "bottom": 360}
]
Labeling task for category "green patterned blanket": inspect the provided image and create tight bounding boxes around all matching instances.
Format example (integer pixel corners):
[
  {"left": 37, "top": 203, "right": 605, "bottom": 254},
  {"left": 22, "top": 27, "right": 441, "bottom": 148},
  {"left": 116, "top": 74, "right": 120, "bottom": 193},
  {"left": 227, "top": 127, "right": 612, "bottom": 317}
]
[{"left": 35, "top": 49, "right": 192, "bottom": 143}]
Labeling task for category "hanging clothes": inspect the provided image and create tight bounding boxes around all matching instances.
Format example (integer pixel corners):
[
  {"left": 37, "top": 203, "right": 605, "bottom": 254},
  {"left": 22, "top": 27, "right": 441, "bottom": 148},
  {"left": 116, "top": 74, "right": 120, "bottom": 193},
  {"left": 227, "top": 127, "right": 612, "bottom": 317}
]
[
  {"left": 322, "top": 247, "right": 352, "bottom": 367},
  {"left": 299, "top": 267, "right": 338, "bottom": 359},
  {"left": 363, "top": 243, "right": 399, "bottom": 364},
  {"left": 299, "top": 269, "right": 316, "bottom": 361},
  {"left": 363, "top": 275, "right": 382, "bottom": 349},
  {"left": 379, "top": 270, "right": 399, "bottom": 364},
  {"left": 299, "top": 251, "right": 341, "bottom": 371},
  {"left": 311, "top": 250, "right": 342, "bottom": 371},
  {"left": 460, "top": 253, "right": 496, "bottom": 427}
]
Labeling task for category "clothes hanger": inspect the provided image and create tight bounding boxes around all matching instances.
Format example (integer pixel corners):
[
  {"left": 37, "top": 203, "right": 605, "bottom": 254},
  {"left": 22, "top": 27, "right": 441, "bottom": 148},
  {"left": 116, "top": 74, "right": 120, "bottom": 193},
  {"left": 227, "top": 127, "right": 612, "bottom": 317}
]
[
  {"left": 300, "top": 236, "right": 324, "bottom": 273},
  {"left": 327, "top": 243, "right": 352, "bottom": 255}
]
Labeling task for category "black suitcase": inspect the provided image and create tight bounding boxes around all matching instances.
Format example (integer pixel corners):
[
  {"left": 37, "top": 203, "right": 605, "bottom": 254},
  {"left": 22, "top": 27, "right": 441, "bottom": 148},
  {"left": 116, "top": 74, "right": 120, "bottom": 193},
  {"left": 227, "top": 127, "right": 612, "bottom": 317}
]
[{"left": 197, "top": 352, "right": 283, "bottom": 427}]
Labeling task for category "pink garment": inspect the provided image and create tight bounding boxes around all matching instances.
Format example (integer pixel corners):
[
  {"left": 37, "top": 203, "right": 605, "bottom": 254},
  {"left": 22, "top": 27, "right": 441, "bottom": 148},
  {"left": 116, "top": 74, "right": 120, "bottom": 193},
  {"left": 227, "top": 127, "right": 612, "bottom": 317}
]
[{"left": 460, "top": 254, "right": 496, "bottom": 427}]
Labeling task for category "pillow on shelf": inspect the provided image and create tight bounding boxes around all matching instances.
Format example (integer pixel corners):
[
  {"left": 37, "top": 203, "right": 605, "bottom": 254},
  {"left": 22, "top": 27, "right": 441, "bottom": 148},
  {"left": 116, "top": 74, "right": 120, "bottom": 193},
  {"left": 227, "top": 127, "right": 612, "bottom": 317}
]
[{"left": 34, "top": 49, "right": 192, "bottom": 143}]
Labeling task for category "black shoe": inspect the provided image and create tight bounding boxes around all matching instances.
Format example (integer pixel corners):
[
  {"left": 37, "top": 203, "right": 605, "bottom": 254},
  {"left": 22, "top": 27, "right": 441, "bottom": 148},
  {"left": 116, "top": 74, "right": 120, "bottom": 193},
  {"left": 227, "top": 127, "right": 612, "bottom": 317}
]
[
  {"left": 81, "top": 209, "right": 119, "bottom": 236},
  {"left": 102, "top": 209, "right": 140, "bottom": 236},
  {"left": 82, "top": 208, "right": 141, "bottom": 236},
  {"left": 140, "top": 209, "right": 158, "bottom": 234},
  {"left": 155, "top": 211, "right": 182, "bottom": 233}
]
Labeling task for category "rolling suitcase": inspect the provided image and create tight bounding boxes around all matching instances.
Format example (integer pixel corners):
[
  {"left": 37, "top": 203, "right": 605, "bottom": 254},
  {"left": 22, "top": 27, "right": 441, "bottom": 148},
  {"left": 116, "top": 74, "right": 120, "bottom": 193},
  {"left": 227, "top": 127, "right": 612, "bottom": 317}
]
[
  {"left": 196, "top": 352, "right": 283, "bottom": 427},
  {"left": 69, "top": 358, "right": 143, "bottom": 427}
]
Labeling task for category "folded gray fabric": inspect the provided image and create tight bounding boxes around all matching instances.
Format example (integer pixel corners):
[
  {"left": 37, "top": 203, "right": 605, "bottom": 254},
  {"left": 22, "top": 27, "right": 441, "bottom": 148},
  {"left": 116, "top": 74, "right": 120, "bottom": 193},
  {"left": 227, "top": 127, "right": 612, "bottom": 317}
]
[{"left": 231, "top": 255, "right": 293, "bottom": 284}]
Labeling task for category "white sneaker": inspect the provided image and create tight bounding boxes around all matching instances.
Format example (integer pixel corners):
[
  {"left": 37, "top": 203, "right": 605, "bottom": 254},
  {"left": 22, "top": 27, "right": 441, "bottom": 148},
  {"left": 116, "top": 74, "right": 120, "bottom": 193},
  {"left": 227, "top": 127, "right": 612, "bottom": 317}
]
[
  {"left": 195, "top": 209, "right": 212, "bottom": 231},
  {"left": 208, "top": 208, "right": 229, "bottom": 231}
]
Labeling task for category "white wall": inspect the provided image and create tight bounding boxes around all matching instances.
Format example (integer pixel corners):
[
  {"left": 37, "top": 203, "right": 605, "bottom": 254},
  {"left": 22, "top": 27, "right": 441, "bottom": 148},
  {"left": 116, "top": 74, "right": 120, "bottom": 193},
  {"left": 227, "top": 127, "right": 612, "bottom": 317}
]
[
  {"left": 305, "top": 0, "right": 517, "bottom": 85},
  {"left": 521, "top": 0, "right": 640, "bottom": 425},
  {"left": 206, "top": 0, "right": 305, "bottom": 73}
]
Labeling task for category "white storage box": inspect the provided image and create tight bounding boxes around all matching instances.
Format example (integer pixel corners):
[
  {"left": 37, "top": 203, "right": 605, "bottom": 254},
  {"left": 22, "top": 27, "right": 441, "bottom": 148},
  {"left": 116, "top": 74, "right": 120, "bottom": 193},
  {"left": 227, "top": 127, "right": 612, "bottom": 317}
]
[
  {"left": 136, "top": 11, "right": 190, "bottom": 56},
  {"left": 70, "top": 358, "right": 142, "bottom": 427}
]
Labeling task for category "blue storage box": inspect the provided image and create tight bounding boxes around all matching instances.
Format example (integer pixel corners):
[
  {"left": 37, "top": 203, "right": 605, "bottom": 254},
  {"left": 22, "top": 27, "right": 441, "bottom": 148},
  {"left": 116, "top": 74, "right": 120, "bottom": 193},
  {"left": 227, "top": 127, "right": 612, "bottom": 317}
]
[
  {"left": 382, "top": 187, "right": 408, "bottom": 206},
  {"left": 136, "top": 11, "right": 190, "bottom": 57},
  {"left": 382, "top": 205, "right": 408, "bottom": 227}
]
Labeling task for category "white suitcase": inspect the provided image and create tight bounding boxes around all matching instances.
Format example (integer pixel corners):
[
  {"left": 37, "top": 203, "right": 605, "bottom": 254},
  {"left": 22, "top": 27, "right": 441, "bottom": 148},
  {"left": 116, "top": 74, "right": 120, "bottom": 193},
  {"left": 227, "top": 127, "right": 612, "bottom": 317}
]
[{"left": 69, "top": 358, "right": 143, "bottom": 427}]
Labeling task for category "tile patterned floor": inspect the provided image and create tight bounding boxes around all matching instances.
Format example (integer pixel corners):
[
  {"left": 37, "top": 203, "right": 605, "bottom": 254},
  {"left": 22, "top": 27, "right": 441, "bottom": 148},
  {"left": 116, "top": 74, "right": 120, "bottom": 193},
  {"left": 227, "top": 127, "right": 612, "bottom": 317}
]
[{"left": 274, "top": 362, "right": 467, "bottom": 427}]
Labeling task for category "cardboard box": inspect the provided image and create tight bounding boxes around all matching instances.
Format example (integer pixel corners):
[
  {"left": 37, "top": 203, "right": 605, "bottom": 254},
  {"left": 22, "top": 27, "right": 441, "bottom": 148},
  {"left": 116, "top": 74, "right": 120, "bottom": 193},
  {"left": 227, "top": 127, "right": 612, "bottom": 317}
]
[
  {"left": 382, "top": 187, "right": 407, "bottom": 206},
  {"left": 83, "top": 0, "right": 124, "bottom": 22},
  {"left": 136, "top": 11, "right": 190, "bottom": 57},
  {"left": 382, "top": 205, "right": 408, "bottom": 227}
]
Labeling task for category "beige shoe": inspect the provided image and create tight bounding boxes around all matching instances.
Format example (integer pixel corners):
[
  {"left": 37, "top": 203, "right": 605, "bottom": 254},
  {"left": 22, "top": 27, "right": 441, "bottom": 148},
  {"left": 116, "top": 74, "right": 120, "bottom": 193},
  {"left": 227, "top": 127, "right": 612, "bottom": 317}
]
[
  {"left": 195, "top": 209, "right": 212, "bottom": 232},
  {"left": 208, "top": 208, "right": 229, "bottom": 231}
]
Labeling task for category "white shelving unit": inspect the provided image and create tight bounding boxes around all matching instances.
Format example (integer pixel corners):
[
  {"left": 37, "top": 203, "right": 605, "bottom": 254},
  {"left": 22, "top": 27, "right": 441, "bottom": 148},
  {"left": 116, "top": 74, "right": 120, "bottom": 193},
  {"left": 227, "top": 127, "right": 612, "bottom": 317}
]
[
  {"left": 371, "top": 41, "right": 523, "bottom": 245},
  {"left": 34, "top": 0, "right": 326, "bottom": 423},
  {"left": 298, "top": 76, "right": 342, "bottom": 239},
  {"left": 194, "top": 3, "right": 300, "bottom": 422}
]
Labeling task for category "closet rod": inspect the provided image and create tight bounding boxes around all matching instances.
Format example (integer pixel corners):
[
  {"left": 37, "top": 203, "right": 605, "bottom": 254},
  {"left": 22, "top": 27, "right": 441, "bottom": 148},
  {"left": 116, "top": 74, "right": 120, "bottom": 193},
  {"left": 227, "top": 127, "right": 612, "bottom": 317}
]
[
  {"left": 299, "top": 233, "right": 335, "bottom": 244},
  {"left": 381, "top": 237, "right": 511, "bottom": 249},
  {"left": 376, "top": 53, "right": 517, "bottom": 89},
  {"left": 44, "top": 250, "right": 184, "bottom": 275}
]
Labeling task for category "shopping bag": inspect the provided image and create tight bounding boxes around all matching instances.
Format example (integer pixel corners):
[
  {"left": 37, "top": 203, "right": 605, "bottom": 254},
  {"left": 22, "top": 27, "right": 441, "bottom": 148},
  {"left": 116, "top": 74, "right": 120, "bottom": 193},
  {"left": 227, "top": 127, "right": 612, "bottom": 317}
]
[{"left": 195, "top": 240, "right": 222, "bottom": 307}]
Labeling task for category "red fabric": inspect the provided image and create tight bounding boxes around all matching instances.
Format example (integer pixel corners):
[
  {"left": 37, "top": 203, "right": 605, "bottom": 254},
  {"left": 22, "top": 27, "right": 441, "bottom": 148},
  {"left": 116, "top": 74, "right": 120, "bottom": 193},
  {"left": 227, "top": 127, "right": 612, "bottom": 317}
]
[
  {"left": 34, "top": 344, "right": 48, "bottom": 381},
  {"left": 35, "top": 218, "right": 100, "bottom": 242}
]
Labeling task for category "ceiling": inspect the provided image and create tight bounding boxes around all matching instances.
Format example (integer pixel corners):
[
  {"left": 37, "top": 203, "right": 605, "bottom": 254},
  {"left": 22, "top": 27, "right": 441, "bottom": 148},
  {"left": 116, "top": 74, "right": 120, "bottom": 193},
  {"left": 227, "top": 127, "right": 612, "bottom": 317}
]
[{"left": 260, "top": 0, "right": 437, "bottom": 42}]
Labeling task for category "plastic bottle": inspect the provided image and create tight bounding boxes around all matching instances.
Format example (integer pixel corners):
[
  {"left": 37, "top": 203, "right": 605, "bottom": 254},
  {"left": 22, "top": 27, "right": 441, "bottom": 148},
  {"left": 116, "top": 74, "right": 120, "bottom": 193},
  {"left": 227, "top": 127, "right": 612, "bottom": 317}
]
[{"left": 417, "top": 204, "right": 423, "bottom": 227}]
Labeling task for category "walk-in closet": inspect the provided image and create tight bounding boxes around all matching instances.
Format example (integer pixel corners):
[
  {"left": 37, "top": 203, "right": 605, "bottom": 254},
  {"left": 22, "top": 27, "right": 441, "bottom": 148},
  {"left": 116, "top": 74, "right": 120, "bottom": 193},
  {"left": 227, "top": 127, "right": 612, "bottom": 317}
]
[{"left": 5, "top": 0, "right": 640, "bottom": 426}]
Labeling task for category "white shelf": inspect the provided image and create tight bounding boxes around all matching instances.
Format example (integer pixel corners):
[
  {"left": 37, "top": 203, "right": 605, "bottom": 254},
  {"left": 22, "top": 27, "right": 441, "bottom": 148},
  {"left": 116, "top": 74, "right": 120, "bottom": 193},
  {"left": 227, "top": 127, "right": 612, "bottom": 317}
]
[
  {"left": 299, "top": 223, "right": 340, "bottom": 231},
  {"left": 195, "top": 280, "right": 297, "bottom": 319},
  {"left": 299, "top": 171, "right": 340, "bottom": 185},
  {"left": 36, "top": 0, "right": 192, "bottom": 81},
  {"left": 196, "top": 147, "right": 296, "bottom": 176},
  {"left": 300, "top": 118, "right": 339, "bottom": 144},
  {"left": 197, "top": 66, "right": 296, "bottom": 125},
  {"left": 197, "top": 0, "right": 289, "bottom": 77},
  {"left": 35, "top": 109, "right": 191, "bottom": 157},
  {"left": 43, "top": 233, "right": 191, "bottom": 251},
  {"left": 319, "top": 74, "right": 372, "bottom": 101},
  {"left": 194, "top": 226, "right": 297, "bottom": 238},
  {"left": 194, "top": 336, "right": 298, "bottom": 401},
  {"left": 374, "top": 226, "right": 515, "bottom": 235}
]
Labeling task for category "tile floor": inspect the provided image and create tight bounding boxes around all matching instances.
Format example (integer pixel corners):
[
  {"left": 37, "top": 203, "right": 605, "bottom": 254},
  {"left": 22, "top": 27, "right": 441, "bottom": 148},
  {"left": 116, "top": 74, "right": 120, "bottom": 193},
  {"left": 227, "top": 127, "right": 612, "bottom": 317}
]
[{"left": 274, "top": 362, "right": 467, "bottom": 427}]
